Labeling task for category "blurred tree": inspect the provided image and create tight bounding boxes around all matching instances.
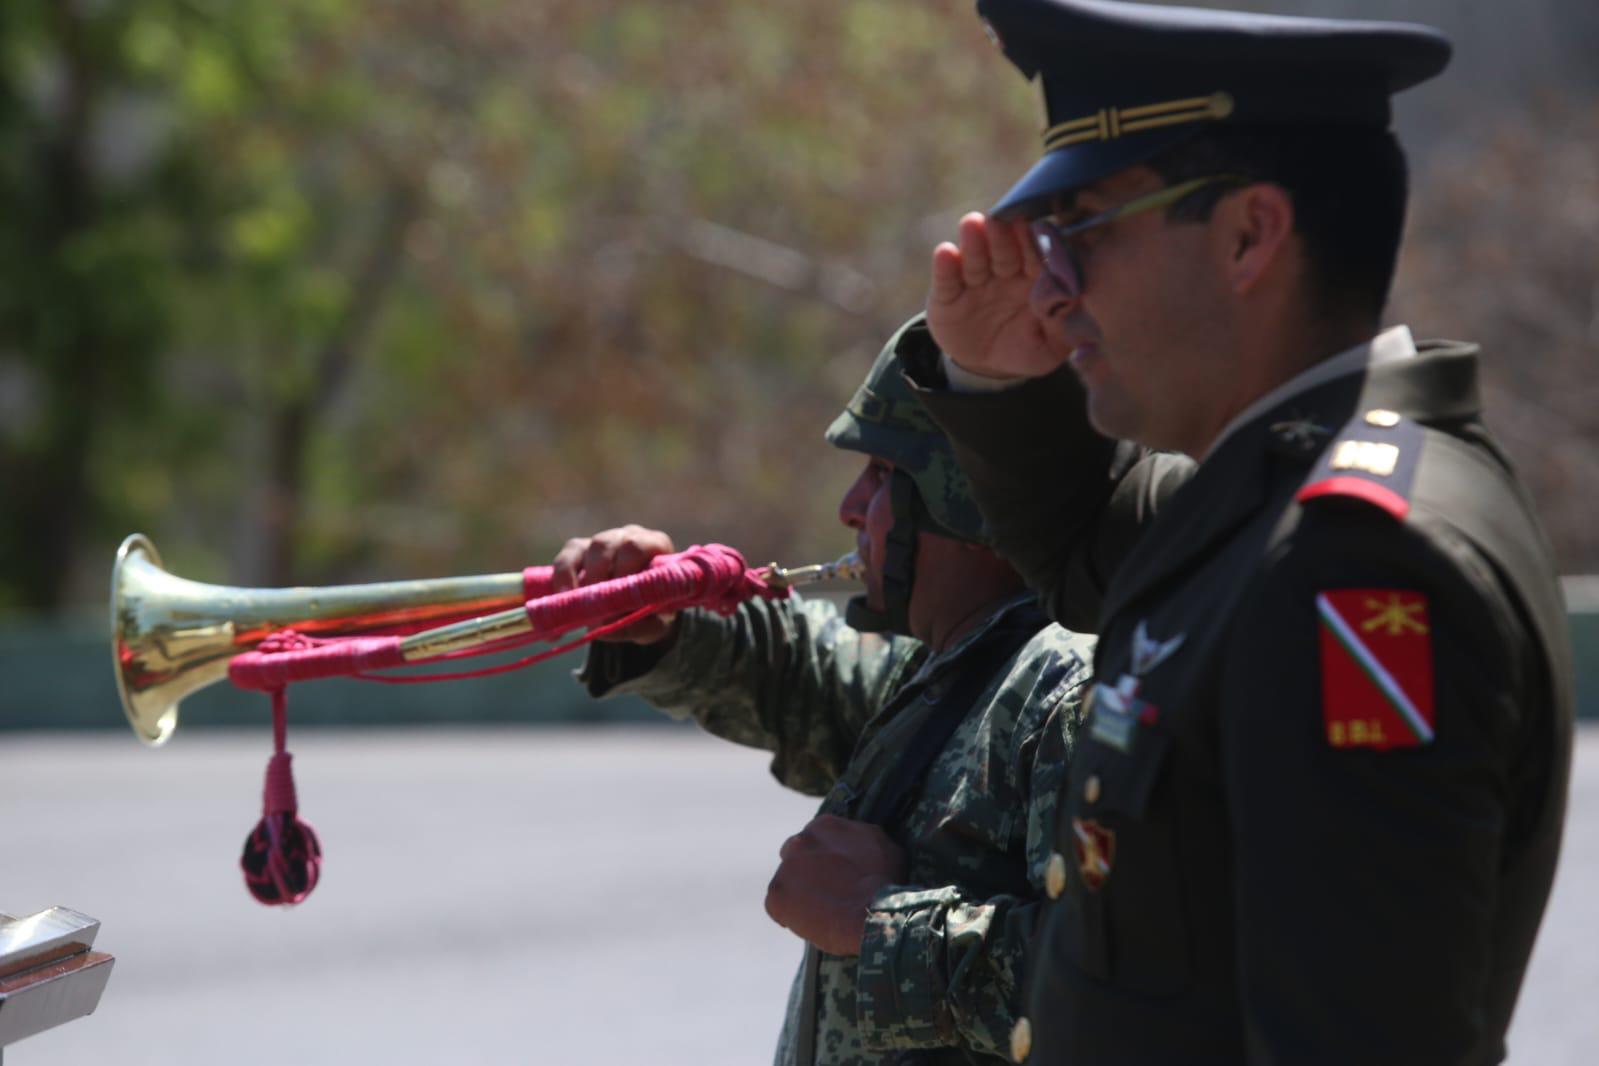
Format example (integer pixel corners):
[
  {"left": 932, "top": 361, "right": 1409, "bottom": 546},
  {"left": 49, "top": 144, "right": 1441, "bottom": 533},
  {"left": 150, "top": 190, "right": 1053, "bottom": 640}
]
[
  {"left": 0, "top": 0, "right": 185, "bottom": 609},
  {"left": 3, "top": 0, "right": 1592, "bottom": 613},
  {"left": 2, "top": 0, "right": 1037, "bottom": 602}
]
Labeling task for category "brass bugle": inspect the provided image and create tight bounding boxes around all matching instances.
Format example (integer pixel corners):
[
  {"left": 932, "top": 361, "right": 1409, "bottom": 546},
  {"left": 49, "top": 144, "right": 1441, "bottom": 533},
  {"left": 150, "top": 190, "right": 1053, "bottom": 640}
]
[{"left": 111, "top": 534, "right": 862, "bottom": 746}]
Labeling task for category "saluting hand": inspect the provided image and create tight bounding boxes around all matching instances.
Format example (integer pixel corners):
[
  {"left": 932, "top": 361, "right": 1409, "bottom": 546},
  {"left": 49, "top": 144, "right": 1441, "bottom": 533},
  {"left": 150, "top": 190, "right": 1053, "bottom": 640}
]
[
  {"left": 927, "top": 212, "right": 1066, "bottom": 380},
  {"left": 764, "top": 814, "right": 908, "bottom": 957},
  {"left": 550, "top": 524, "right": 679, "bottom": 644}
]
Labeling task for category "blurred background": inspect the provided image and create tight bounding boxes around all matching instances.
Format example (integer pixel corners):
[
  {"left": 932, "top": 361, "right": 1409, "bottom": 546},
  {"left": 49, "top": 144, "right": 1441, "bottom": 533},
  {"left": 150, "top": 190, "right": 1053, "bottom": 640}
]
[{"left": 1, "top": 0, "right": 1596, "bottom": 1062}]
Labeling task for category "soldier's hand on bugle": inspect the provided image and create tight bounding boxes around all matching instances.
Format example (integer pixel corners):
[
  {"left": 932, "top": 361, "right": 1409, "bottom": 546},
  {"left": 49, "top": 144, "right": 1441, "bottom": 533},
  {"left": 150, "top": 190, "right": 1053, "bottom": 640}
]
[
  {"left": 551, "top": 525, "right": 680, "bottom": 644},
  {"left": 927, "top": 212, "right": 1066, "bottom": 381}
]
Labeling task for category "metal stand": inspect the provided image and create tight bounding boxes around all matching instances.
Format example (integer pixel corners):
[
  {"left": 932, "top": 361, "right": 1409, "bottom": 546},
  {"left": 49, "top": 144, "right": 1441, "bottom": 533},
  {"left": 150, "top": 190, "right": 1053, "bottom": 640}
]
[{"left": 0, "top": 908, "right": 114, "bottom": 1056}]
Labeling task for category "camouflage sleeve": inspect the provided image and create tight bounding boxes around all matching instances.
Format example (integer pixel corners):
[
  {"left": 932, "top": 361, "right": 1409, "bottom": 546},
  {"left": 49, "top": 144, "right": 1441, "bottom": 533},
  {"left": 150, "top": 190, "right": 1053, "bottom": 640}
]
[
  {"left": 853, "top": 647, "right": 1087, "bottom": 1056},
  {"left": 578, "top": 594, "right": 925, "bottom": 796}
]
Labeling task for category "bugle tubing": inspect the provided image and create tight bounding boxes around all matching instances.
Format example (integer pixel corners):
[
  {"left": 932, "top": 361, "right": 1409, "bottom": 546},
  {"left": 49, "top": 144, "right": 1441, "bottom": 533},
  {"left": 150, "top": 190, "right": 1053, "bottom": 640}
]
[{"left": 111, "top": 534, "right": 862, "bottom": 746}]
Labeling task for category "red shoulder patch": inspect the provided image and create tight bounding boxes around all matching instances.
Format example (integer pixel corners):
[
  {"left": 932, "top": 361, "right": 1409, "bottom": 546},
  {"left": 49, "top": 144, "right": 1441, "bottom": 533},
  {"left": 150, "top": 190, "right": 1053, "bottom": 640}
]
[{"left": 1316, "top": 589, "right": 1435, "bottom": 750}]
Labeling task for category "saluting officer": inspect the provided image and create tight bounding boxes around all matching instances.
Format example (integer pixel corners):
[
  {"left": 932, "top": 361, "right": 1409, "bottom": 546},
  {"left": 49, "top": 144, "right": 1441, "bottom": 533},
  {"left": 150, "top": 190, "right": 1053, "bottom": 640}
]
[{"left": 898, "top": 1, "right": 1575, "bottom": 1063}]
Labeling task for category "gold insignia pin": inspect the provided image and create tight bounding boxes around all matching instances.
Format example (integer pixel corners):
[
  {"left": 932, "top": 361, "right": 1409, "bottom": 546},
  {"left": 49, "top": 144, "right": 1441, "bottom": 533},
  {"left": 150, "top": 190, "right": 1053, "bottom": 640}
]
[
  {"left": 1331, "top": 440, "right": 1399, "bottom": 477},
  {"left": 1364, "top": 409, "right": 1401, "bottom": 428}
]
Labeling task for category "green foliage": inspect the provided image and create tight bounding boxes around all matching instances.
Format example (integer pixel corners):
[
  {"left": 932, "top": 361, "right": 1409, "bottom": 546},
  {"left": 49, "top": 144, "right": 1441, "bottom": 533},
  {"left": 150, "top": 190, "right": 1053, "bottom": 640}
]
[
  {"left": 7, "top": 0, "right": 1585, "bottom": 612},
  {"left": 3, "top": 0, "right": 1044, "bottom": 603}
]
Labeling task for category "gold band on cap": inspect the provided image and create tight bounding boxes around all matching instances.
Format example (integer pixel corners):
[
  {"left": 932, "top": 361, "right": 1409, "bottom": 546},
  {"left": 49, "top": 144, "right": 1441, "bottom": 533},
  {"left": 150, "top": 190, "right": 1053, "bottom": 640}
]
[{"left": 1043, "top": 92, "right": 1235, "bottom": 151}]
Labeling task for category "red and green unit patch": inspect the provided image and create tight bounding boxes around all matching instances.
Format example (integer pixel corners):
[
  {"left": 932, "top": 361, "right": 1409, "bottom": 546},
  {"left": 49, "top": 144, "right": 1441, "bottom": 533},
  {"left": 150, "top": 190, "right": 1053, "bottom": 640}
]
[{"left": 1316, "top": 589, "right": 1435, "bottom": 750}]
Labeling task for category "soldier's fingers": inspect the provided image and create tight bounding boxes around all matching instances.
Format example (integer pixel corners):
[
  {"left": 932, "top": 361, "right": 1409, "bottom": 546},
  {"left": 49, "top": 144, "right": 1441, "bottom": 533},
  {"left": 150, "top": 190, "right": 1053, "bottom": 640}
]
[
  {"left": 989, "top": 216, "right": 1024, "bottom": 279},
  {"left": 809, "top": 816, "right": 900, "bottom": 870},
  {"left": 764, "top": 871, "right": 792, "bottom": 928},
  {"left": 550, "top": 537, "right": 590, "bottom": 593},
  {"left": 764, "top": 866, "right": 832, "bottom": 936},
  {"left": 778, "top": 830, "right": 810, "bottom": 862},
  {"left": 958, "top": 213, "right": 994, "bottom": 288},
  {"left": 1013, "top": 218, "right": 1044, "bottom": 279},
  {"left": 929, "top": 243, "right": 966, "bottom": 306},
  {"left": 870, "top": 835, "right": 908, "bottom": 876},
  {"left": 580, "top": 535, "right": 621, "bottom": 586},
  {"left": 611, "top": 526, "right": 673, "bottom": 577},
  {"left": 807, "top": 813, "right": 857, "bottom": 840}
]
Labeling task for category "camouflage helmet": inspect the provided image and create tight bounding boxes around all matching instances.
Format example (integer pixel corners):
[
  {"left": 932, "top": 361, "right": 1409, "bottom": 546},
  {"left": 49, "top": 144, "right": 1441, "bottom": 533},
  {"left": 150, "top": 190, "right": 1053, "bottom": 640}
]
[{"left": 825, "top": 315, "right": 987, "bottom": 544}]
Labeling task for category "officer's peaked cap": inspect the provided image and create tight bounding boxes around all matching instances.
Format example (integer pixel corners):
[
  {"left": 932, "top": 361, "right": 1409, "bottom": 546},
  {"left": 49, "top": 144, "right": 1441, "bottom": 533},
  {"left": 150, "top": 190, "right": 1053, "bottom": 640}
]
[{"left": 980, "top": 0, "right": 1453, "bottom": 218}]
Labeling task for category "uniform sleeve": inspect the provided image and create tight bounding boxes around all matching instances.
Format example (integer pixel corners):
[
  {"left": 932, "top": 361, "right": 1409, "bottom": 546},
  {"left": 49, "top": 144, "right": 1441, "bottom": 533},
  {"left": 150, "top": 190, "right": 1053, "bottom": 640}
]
[
  {"left": 1221, "top": 503, "right": 1528, "bottom": 1064},
  {"left": 897, "top": 325, "right": 1194, "bottom": 632},
  {"left": 854, "top": 662, "right": 1088, "bottom": 1056},
  {"left": 578, "top": 595, "right": 925, "bottom": 796}
]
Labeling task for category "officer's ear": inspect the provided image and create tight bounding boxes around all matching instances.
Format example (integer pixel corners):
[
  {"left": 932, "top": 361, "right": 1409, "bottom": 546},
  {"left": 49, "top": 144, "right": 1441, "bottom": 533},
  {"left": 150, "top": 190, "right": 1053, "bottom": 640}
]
[{"left": 1215, "top": 182, "right": 1296, "bottom": 298}]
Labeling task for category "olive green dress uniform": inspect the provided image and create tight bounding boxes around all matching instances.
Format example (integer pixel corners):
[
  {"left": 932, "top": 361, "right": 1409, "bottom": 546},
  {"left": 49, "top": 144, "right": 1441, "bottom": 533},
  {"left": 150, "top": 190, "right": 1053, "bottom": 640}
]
[
  {"left": 902, "top": 325, "right": 1574, "bottom": 1064},
  {"left": 580, "top": 592, "right": 1092, "bottom": 1064}
]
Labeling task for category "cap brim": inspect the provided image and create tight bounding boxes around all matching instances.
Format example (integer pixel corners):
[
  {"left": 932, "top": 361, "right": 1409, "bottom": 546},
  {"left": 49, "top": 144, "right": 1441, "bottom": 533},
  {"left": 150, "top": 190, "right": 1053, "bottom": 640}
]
[{"left": 993, "top": 125, "right": 1207, "bottom": 219}]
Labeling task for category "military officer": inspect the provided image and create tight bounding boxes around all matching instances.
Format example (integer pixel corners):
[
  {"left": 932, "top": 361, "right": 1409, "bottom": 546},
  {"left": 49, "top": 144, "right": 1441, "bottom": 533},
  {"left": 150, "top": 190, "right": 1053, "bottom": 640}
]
[
  {"left": 559, "top": 317, "right": 1095, "bottom": 1065},
  {"left": 898, "top": 2, "right": 1575, "bottom": 1063}
]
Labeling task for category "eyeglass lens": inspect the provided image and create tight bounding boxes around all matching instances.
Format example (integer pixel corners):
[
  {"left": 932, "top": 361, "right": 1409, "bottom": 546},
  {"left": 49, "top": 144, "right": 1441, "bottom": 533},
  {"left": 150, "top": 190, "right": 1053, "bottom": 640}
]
[{"left": 1031, "top": 222, "right": 1083, "bottom": 297}]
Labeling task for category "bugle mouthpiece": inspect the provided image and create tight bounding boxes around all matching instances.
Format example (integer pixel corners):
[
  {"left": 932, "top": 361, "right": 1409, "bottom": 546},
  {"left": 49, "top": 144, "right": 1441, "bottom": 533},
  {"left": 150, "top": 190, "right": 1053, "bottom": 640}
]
[{"left": 761, "top": 552, "right": 864, "bottom": 588}]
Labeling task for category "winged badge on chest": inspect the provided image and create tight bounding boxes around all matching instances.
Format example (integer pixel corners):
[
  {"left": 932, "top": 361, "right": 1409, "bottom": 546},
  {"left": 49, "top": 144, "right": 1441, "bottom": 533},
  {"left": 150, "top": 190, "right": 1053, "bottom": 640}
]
[{"left": 1088, "top": 620, "right": 1184, "bottom": 753}]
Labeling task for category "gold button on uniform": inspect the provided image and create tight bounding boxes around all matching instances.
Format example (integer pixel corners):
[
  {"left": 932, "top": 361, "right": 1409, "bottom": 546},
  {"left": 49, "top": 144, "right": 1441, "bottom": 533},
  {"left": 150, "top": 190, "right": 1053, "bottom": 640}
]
[
  {"left": 1365, "top": 408, "right": 1401, "bottom": 427},
  {"left": 1010, "top": 1016, "right": 1033, "bottom": 1063},
  {"left": 1084, "top": 774, "right": 1102, "bottom": 804},
  {"left": 1045, "top": 852, "right": 1068, "bottom": 900}
]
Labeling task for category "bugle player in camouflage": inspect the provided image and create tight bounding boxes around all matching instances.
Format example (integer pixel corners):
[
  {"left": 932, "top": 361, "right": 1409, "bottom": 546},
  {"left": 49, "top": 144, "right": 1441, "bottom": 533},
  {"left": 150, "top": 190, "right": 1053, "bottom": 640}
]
[{"left": 559, "top": 316, "right": 1093, "bottom": 1066}]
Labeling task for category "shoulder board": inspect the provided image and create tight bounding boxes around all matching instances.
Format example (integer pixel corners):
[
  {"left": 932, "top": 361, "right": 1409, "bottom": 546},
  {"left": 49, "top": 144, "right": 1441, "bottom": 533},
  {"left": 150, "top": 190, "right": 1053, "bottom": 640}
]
[{"left": 1295, "top": 408, "right": 1422, "bottom": 521}]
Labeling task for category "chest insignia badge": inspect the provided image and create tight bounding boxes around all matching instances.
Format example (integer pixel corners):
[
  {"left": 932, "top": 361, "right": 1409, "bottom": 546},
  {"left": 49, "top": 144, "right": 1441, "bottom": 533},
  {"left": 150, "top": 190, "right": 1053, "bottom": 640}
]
[
  {"left": 1072, "top": 817, "right": 1116, "bottom": 891},
  {"left": 1317, "top": 589, "right": 1435, "bottom": 750},
  {"left": 1088, "top": 620, "right": 1183, "bottom": 752},
  {"left": 1087, "top": 674, "right": 1157, "bottom": 751},
  {"left": 1130, "top": 620, "right": 1185, "bottom": 676}
]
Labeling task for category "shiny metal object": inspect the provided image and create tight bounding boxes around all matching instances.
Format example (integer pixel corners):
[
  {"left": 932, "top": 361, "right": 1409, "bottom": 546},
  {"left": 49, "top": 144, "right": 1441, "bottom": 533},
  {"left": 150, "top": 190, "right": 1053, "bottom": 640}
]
[
  {"left": 0, "top": 907, "right": 114, "bottom": 1052},
  {"left": 111, "top": 535, "right": 865, "bottom": 746},
  {"left": 760, "top": 552, "right": 864, "bottom": 588},
  {"left": 111, "top": 534, "right": 526, "bottom": 746}
]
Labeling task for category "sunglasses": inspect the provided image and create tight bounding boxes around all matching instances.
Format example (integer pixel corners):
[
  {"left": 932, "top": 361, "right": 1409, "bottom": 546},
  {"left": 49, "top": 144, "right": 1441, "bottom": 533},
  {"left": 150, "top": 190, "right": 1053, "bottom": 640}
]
[{"left": 1029, "top": 174, "right": 1249, "bottom": 297}]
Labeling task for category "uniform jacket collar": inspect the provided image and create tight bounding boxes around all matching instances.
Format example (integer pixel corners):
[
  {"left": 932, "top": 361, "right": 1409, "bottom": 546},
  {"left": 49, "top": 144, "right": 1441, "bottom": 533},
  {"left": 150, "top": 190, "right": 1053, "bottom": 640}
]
[
  {"left": 910, "top": 590, "right": 1041, "bottom": 687},
  {"left": 1100, "top": 338, "right": 1483, "bottom": 625}
]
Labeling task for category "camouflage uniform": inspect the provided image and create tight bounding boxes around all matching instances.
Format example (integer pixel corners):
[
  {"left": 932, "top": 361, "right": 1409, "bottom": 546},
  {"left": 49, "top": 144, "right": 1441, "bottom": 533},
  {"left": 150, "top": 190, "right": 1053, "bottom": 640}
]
[
  {"left": 576, "top": 315, "right": 1093, "bottom": 1062},
  {"left": 579, "top": 592, "right": 1092, "bottom": 1064}
]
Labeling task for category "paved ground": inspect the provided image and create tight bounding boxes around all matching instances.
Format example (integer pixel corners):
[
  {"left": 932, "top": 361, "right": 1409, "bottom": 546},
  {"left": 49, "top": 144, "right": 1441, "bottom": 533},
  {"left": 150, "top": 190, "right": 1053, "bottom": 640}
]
[{"left": 3, "top": 724, "right": 1596, "bottom": 1064}]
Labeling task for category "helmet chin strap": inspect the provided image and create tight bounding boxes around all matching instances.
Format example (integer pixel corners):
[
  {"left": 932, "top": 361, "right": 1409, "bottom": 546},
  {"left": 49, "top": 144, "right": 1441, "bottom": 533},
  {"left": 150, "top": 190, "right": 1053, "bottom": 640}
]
[{"left": 845, "top": 471, "right": 921, "bottom": 637}]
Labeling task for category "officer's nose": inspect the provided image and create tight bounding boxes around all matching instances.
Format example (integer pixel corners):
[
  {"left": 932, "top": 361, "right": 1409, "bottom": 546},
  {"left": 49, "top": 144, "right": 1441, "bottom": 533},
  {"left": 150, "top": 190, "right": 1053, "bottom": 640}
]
[{"left": 1029, "top": 268, "right": 1081, "bottom": 324}]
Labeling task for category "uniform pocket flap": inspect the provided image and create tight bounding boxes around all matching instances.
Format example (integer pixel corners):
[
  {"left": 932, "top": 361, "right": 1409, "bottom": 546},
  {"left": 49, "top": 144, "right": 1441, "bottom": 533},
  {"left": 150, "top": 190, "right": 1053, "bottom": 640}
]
[{"left": 1078, "top": 718, "right": 1172, "bottom": 818}]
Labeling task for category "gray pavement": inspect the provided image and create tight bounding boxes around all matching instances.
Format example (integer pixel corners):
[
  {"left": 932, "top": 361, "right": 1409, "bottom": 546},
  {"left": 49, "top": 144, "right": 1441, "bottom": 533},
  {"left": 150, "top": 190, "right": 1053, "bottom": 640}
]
[{"left": 3, "top": 724, "right": 1596, "bottom": 1064}]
